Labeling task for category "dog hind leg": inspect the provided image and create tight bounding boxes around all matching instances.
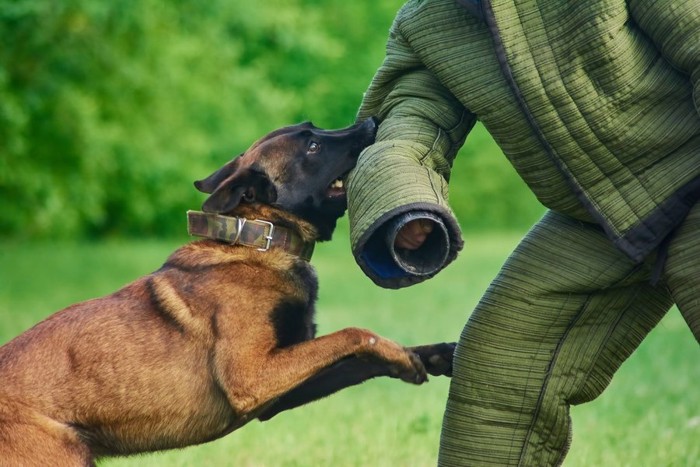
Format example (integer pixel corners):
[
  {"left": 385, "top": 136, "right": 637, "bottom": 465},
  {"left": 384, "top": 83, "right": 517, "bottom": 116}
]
[{"left": 0, "top": 416, "right": 94, "bottom": 466}]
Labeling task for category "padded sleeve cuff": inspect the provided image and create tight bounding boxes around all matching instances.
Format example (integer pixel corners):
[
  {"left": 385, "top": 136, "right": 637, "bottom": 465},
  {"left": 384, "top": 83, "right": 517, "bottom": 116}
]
[{"left": 351, "top": 203, "right": 463, "bottom": 289}]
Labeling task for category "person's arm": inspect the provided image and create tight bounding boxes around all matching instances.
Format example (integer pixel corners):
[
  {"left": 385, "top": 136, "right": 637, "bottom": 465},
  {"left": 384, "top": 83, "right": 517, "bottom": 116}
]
[{"left": 347, "top": 4, "right": 476, "bottom": 289}]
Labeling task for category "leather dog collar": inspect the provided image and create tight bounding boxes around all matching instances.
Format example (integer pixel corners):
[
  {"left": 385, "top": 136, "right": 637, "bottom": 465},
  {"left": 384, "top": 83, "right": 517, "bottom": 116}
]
[{"left": 187, "top": 211, "right": 315, "bottom": 261}]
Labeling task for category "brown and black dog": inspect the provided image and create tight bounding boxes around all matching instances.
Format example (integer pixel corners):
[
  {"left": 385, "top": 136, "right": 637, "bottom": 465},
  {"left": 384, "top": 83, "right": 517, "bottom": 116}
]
[{"left": 0, "top": 117, "right": 454, "bottom": 465}]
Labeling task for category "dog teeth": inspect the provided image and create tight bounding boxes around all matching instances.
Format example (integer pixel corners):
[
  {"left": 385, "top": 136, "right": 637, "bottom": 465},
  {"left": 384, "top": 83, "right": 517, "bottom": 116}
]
[{"left": 331, "top": 179, "right": 344, "bottom": 189}]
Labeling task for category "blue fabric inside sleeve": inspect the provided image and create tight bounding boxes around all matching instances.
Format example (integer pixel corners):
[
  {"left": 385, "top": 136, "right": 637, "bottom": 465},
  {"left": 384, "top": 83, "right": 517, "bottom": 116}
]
[{"left": 359, "top": 229, "right": 409, "bottom": 280}]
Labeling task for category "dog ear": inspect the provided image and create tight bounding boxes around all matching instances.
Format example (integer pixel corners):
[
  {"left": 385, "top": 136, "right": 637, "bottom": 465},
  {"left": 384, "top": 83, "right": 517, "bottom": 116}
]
[
  {"left": 201, "top": 168, "right": 277, "bottom": 214},
  {"left": 194, "top": 155, "right": 243, "bottom": 194}
]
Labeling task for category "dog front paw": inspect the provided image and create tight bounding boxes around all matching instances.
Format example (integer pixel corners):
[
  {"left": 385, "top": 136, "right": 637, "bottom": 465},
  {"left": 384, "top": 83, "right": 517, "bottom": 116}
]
[
  {"left": 407, "top": 342, "right": 456, "bottom": 377},
  {"left": 358, "top": 334, "right": 429, "bottom": 385},
  {"left": 396, "top": 350, "right": 428, "bottom": 385}
]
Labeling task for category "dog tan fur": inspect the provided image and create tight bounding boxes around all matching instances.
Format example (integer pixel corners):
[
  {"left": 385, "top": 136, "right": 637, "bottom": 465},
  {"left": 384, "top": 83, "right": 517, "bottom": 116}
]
[{"left": 0, "top": 119, "right": 454, "bottom": 465}]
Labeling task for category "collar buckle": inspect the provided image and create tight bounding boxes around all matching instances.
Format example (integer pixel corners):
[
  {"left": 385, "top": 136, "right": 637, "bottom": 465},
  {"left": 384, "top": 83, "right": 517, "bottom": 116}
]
[{"left": 253, "top": 219, "right": 275, "bottom": 252}]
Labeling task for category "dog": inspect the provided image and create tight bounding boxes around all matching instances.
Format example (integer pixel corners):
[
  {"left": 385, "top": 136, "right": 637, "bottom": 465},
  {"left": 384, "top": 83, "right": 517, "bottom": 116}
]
[{"left": 0, "top": 117, "right": 455, "bottom": 465}]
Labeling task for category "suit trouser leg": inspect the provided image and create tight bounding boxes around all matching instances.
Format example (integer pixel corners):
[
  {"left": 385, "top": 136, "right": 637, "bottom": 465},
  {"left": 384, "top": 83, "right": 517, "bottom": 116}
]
[
  {"left": 438, "top": 211, "right": 674, "bottom": 466},
  {"left": 665, "top": 201, "right": 700, "bottom": 343}
]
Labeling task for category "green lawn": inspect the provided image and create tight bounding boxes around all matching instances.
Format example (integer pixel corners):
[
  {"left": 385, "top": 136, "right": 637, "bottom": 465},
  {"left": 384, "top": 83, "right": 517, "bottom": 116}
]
[{"left": 1, "top": 222, "right": 698, "bottom": 466}]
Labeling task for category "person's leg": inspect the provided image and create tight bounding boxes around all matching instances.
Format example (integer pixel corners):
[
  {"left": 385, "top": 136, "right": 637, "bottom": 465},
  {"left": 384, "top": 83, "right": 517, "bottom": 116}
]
[
  {"left": 665, "top": 201, "right": 700, "bottom": 343},
  {"left": 438, "top": 211, "right": 673, "bottom": 466}
]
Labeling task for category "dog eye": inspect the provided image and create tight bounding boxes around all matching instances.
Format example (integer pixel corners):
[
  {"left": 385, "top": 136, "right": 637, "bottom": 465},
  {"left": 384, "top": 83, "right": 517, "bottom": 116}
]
[{"left": 307, "top": 142, "right": 320, "bottom": 154}]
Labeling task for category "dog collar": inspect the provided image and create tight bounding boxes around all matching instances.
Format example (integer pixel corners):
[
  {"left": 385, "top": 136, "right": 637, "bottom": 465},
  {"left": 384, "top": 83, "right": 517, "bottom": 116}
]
[{"left": 187, "top": 211, "right": 315, "bottom": 261}]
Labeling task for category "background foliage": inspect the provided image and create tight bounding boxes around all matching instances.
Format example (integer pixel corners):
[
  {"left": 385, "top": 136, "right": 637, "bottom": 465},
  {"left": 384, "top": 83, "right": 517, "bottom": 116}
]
[{"left": 0, "top": 0, "right": 544, "bottom": 239}]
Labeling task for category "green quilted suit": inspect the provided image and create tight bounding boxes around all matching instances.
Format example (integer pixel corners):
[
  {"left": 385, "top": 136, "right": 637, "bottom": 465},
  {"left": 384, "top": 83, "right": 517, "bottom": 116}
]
[{"left": 346, "top": 0, "right": 700, "bottom": 465}]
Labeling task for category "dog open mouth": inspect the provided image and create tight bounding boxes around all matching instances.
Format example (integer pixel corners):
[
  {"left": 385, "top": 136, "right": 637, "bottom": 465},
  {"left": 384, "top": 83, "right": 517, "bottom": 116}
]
[{"left": 326, "top": 174, "right": 349, "bottom": 199}]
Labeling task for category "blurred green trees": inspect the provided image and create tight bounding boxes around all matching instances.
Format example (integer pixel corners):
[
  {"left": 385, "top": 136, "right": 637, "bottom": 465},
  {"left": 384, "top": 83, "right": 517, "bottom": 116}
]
[{"left": 0, "top": 0, "right": 543, "bottom": 239}]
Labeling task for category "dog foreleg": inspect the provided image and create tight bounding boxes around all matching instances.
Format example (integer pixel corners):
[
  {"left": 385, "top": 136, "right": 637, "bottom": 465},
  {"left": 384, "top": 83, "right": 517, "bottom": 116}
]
[
  {"left": 256, "top": 356, "right": 389, "bottom": 421},
  {"left": 216, "top": 327, "right": 428, "bottom": 417},
  {"left": 257, "top": 342, "right": 455, "bottom": 421}
]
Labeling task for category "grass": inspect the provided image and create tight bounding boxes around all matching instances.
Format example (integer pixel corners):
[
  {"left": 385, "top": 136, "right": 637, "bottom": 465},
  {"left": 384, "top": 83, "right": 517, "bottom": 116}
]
[{"left": 1, "top": 220, "right": 698, "bottom": 466}]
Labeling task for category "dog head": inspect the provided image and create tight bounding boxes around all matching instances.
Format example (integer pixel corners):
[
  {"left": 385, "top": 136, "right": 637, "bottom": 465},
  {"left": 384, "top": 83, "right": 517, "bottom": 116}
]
[{"left": 194, "top": 117, "right": 377, "bottom": 241}]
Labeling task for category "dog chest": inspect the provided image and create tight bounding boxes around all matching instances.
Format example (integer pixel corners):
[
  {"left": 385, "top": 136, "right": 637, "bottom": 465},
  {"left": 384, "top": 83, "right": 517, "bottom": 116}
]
[{"left": 269, "top": 261, "right": 318, "bottom": 348}]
